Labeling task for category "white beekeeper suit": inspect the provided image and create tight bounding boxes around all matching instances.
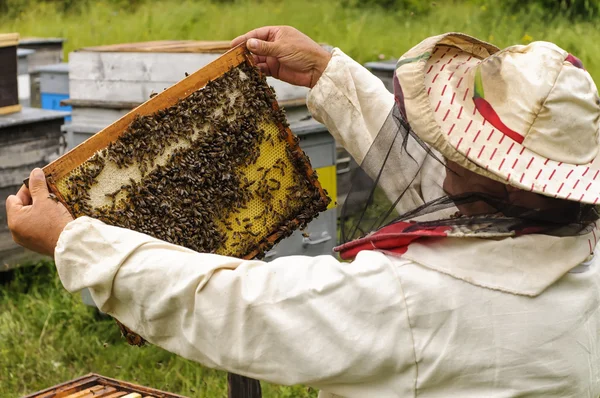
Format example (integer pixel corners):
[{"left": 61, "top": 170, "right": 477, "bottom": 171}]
[{"left": 55, "top": 35, "right": 600, "bottom": 398}]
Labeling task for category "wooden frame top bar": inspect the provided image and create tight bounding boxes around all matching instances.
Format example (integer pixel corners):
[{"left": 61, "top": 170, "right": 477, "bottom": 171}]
[{"left": 0, "top": 33, "right": 19, "bottom": 48}]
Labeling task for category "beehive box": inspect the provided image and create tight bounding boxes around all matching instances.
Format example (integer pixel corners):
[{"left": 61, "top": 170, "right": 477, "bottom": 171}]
[
  {"left": 0, "top": 33, "right": 21, "bottom": 115},
  {"left": 22, "top": 373, "right": 188, "bottom": 398}
]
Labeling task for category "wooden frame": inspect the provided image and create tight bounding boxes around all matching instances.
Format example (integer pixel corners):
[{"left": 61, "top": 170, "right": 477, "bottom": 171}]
[
  {"left": 22, "top": 373, "right": 189, "bottom": 398},
  {"left": 0, "top": 33, "right": 19, "bottom": 48},
  {"left": 37, "top": 43, "right": 329, "bottom": 261},
  {"left": 0, "top": 104, "right": 22, "bottom": 115}
]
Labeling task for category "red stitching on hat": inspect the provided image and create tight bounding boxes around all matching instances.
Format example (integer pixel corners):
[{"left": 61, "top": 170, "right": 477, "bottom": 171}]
[
  {"left": 507, "top": 143, "right": 515, "bottom": 154},
  {"left": 589, "top": 239, "right": 593, "bottom": 253},
  {"left": 433, "top": 47, "right": 439, "bottom": 54},
  {"left": 433, "top": 73, "right": 439, "bottom": 83},
  {"left": 543, "top": 184, "right": 547, "bottom": 192},
  {"left": 448, "top": 58, "right": 454, "bottom": 65},
  {"left": 512, "top": 159, "right": 519, "bottom": 169},
  {"left": 457, "top": 107, "right": 463, "bottom": 119},
  {"left": 482, "top": 119, "right": 486, "bottom": 126},
  {"left": 441, "top": 48, "right": 450, "bottom": 58},
  {"left": 499, "top": 158, "right": 506, "bottom": 169},
  {"left": 549, "top": 170, "right": 556, "bottom": 180},
  {"left": 519, "top": 147, "right": 526, "bottom": 155},
  {"left": 487, "top": 129, "right": 495, "bottom": 141},
  {"left": 454, "top": 53, "right": 459, "bottom": 58},
  {"left": 573, "top": 179, "right": 580, "bottom": 189},
  {"left": 557, "top": 183, "right": 564, "bottom": 193},
  {"left": 428, "top": 87, "right": 431, "bottom": 96},
  {"left": 473, "top": 130, "right": 481, "bottom": 142},
  {"left": 526, "top": 157, "right": 534, "bottom": 169},
  {"left": 490, "top": 148, "right": 497, "bottom": 160},
  {"left": 566, "top": 193, "right": 572, "bottom": 199},
  {"left": 581, "top": 193, "right": 585, "bottom": 201},
  {"left": 587, "top": 182, "right": 592, "bottom": 191},
  {"left": 448, "top": 123, "right": 455, "bottom": 135},
  {"left": 442, "top": 85, "right": 447, "bottom": 96},
  {"left": 594, "top": 170, "right": 600, "bottom": 180},
  {"left": 530, "top": 183, "right": 534, "bottom": 191},
  {"left": 457, "top": 137, "right": 463, "bottom": 149},
  {"left": 544, "top": 159, "right": 550, "bottom": 166},
  {"left": 583, "top": 167, "right": 590, "bottom": 177},
  {"left": 464, "top": 66, "right": 470, "bottom": 75},
  {"left": 558, "top": 162, "right": 563, "bottom": 166},
  {"left": 506, "top": 173, "right": 511, "bottom": 181},
  {"left": 566, "top": 170, "right": 573, "bottom": 178},
  {"left": 441, "top": 64, "right": 446, "bottom": 71},
  {"left": 457, "top": 77, "right": 463, "bottom": 88},
  {"left": 427, "top": 65, "right": 433, "bottom": 74},
  {"left": 463, "top": 88, "right": 469, "bottom": 101},
  {"left": 519, "top": 173, "right": 525, "bottom": 183},
  {"left": 472, "top": 107, "right": 477, "bottom": 115},
  {"left": 536, "top": 169, "right": 542, "bottom": 179},
  {"left": 448, "top": 71, "right": 455, "bottom": 81},
  {"left": 435, "top": 100, "right": 441, "bottom": 112},
  {"left": 478, "top": 145, "right": 485, "bottom": 158},
  {"left": 465, "top": 120, "right": 473, "bottom": 132},
  {"left": 451, "top": 92, "right": 456, "bottom": 104},
  {"left": 498, "top": 134, "right": 505, "bottom": 145},
  {"left": 595, "top": 197, "right": 599, "bottom": 204},
  {"left": 466, "top": 148, "right": 471, "bottom": 157},
  {"left": 443, "top": 109, "right": 451, "bottom": 121}
]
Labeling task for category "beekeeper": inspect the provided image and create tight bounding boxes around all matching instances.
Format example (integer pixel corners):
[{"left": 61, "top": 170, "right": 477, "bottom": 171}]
[{"left": 7, "top": 26, "right": 600, "bottom": 397}]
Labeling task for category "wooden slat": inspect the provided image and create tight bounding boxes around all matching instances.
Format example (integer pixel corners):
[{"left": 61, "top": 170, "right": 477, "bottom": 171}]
[
  {"left": 63, "top": 385, "right": 104, "bottom": 398},
  {"left": 25, "top": 374, "right": 101, "bottom": 398},
  {"left": 80, "top": 40, "right": 230, "bottom": 53},
  {"left": 0, "top": 33, "right": 19, "bottom": 48},
  {"left": 78, "top": 386, "right": 117, "bottom": 398},
  {"left": 42, "top": 44, "right": 246, "bottom": 181},
  {"left": 0, "top": 104, "right": 22, "bottom": 115},
  {"left": 102, "top": 393, "right": 129, "bottom": 398}
]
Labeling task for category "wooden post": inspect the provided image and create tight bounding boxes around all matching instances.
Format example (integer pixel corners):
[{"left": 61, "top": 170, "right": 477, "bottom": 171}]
[{"left": 228, "top": 374, "right": 262, "bottom": 398}]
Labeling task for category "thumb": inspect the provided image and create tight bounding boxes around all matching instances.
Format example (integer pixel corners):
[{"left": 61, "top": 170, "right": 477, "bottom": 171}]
[
  {"left": 28, "top": 168, "right": 49, "bottom": 201},
  {"left": 247, "top": 38, "right": 281, "bottom": 57}
]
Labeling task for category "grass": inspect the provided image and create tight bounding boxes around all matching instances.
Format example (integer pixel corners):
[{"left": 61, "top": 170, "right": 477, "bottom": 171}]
[
  {"left": 1, "top": 0, "right": 600, "bottom": 79},
  {"left": 0, "top": 260, "right": 316, "bottom": 397},
  {"left": 1, "top": 0, "right": 600, "bottom": 395}
]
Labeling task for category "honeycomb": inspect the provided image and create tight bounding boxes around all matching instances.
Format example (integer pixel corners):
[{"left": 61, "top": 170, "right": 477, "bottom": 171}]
[{"left": 53, "top": 62, "right": 330, "bottom": 261}]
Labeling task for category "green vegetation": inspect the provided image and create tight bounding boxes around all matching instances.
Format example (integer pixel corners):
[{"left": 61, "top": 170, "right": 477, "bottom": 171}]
[
  {"left": 1, "top": 0, "right": 600, "bottom": 396},
  {"left": 1, "top": 0, "right": 600, "bottom": 79}
]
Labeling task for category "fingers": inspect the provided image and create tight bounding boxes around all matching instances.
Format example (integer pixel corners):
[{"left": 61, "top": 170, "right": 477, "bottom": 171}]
[
  {"left": 246, "top": 38, "right": 283, "bottom": 57},
  {"left": 28, "top": 168, "right": 49, "bottom": 202},
  {"left": 230, "top": 26, "right": 278, "bottom": 48},
  {"left": 6, "top": 194, "right": 23, "bottom": 222},
  {"left": 16, "top": 185, "right": 32, "bottom": 206}
]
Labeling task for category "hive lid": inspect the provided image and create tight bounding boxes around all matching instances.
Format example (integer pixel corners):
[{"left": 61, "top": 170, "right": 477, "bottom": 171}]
[
  {"left": 19, "top": 37, "right": 65, "bottom": 45},
  {"left": 0, "top": 33, "right": 19, "bottom": 48},
  {"left": 22, "top": 373, "right": 188, "bottom": 398},
  {"left": 79, "top": 40, "right": 231, "bottom": 53}
]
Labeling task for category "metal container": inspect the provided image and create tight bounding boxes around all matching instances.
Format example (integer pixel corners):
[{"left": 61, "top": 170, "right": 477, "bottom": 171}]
[{"left": 0, "top": 107, "right": 69, "bottom": 271}]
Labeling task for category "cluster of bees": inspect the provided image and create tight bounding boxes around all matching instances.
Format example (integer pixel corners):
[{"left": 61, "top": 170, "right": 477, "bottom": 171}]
[{"left": 60, "top": 62, "right": 330, "bottom": 259}]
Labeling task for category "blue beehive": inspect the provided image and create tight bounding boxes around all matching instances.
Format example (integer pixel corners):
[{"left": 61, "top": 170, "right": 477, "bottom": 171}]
[{"left": 36, "top": 62, "right": 71, "bottom": 120}]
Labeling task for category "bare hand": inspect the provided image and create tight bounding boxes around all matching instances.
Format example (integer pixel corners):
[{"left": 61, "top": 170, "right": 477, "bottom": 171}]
[
  {"left": 231, "top": 26, "right": 332, "bottom": 88},
  {"left": 6, "top": 168, "right": 74, "bottom": 257}
]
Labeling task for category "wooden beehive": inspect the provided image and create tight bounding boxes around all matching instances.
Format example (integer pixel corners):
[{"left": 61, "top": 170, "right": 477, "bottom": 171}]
[
  {"left": 0, "top": 33, "right": 21, "bottom": 115},
  {"left": 22, "top": 373, "right": 188, "bottom": 398}
]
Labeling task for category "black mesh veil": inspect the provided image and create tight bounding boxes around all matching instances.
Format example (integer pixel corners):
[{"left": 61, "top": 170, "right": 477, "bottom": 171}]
[{"left": 339, "top": 104, "right": 600, "bottom": 244}]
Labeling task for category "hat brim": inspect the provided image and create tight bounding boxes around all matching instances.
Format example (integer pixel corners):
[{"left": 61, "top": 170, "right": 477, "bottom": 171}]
[{"left": 396, "top": 33, "right": 600, "bottom": 205}]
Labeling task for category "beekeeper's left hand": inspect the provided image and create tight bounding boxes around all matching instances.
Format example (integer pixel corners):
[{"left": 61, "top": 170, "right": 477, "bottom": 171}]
[{"left": 6, "top": 168, "right": 74, "bottom": 257}]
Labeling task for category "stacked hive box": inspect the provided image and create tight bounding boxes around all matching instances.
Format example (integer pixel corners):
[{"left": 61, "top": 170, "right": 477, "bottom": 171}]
[{"left": 0, "top": 33, "right": 21, "bottom": 115}]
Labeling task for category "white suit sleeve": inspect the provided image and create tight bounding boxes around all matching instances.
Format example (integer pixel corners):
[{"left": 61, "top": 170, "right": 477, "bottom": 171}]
[
  {"left": 307, "top": 48, "right": 395, "bottom": 164},
  {"left": 54, "top": 217, "right": 415, "bottom": 392}
]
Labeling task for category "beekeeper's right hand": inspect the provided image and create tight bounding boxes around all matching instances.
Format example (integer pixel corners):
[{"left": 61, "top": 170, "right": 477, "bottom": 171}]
[{"left": 231, "top": 26, "right": 332, "bottom": 89}]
